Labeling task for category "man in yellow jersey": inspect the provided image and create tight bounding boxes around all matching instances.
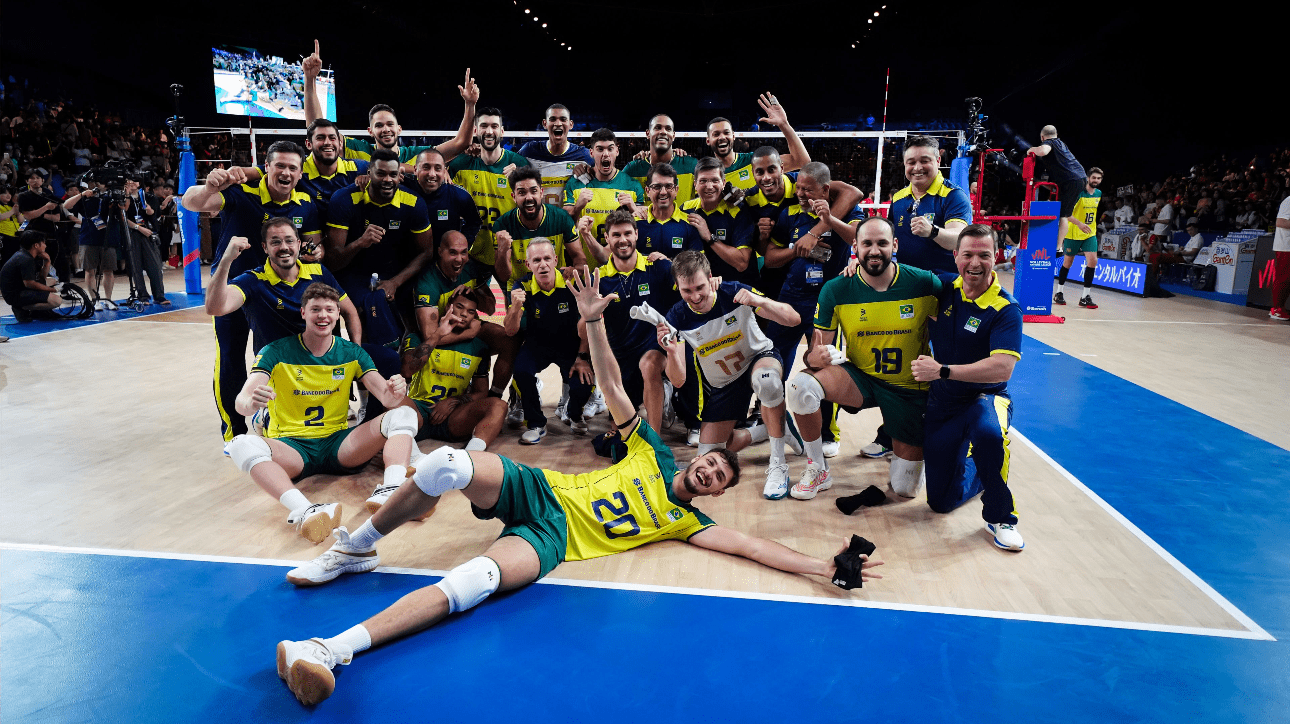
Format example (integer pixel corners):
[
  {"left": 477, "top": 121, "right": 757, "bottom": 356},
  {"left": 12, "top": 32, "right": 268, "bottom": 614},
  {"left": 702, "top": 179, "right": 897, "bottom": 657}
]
[
  {"left": 624, "top": 113, "right": 697, "bottom": 205},
  {"left": 1053, "top": 167, "right": 1103, "bottom": 309},
  {"left": 563, "top": 128, "right": 646, "bottom": 252},
  {"left": 705, "top": 93, "right": 811, "bottom": 194},
  {"left": 444, "top": 106, "right": 530, "bottom": 284},
  {"left": 275, "top": 265, "right": 885, "bottom": 707},
  {"left": 226, "top": 283, "right": 417, "bottom": 545}
]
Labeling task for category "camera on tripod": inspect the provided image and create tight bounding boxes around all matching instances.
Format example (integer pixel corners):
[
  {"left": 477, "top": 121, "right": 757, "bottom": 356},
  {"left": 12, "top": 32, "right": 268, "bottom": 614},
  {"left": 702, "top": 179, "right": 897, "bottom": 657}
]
[
  {"left": 83, "top": 159, "right": 143, "bottom": 203},
  {"left": 964, "top": 97, "right": 992, "bottom": 154}
]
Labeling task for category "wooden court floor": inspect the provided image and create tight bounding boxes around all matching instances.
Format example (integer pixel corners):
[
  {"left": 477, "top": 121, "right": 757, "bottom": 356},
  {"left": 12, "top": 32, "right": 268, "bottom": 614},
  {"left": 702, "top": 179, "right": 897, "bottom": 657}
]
[{"left": 3, "top": 269, "right": 1283, "bottom": 639}]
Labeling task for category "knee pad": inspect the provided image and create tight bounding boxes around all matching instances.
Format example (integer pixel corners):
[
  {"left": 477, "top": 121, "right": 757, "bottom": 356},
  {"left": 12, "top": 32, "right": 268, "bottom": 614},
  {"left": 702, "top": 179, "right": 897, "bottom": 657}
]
[
  {"left": 697, "top": 441, "right": 727, "bottom": 456},
  {"left": 411, "top": 445, "right": 475, "bottom": 497},
  {"left": 785, "top": 372, "right": 824, "bottom": 417},
  {"left": 434, "top": 556, "right": 501, "bottom": 614},
  {"left": 751, "top": 366, "right": 784, "bottom": 408},
  {"left": 227, "top": 434, "right": 273, "bottom": 474},
  {"left": 890, "top": 457, "right": 925, "bottom": 498},
  {"left": 380, "top": 406, "right": 418, "bottom": 440}
]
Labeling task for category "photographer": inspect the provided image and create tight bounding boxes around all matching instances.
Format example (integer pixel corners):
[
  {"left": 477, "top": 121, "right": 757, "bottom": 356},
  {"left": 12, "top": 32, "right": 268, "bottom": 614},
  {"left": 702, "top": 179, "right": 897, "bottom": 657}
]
[
  {"left": 121, "top": 178, "right": 167, "bottom": 304},
  {"left": 17, "top": 169, "right": 70, "bottom": 283},
  {"left": 64, "top": 180, "right": 116, "bottom": 308},
  {"left": 0, "top": 230, "right": 62, "bottom": 322}
]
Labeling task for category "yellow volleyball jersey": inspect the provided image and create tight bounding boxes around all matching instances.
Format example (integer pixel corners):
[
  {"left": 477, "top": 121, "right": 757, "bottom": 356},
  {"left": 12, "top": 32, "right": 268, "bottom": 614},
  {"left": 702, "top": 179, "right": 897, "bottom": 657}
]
[
  {"left": 563, "top": 169, "right": 646, "bottom": 246},
  {"left": 447, "top": 149, "right": 529, "bottom": 266},
  {"left": 401, "top": 333, "right": 492, "bottom": 404},
  {"left": 1066, "top": 189, "right": 1101, "bottom": 241},
  {"left": 542, "top": 420, "right": 714, "bottom": 561},
  {"left": 252, "top": 335, "right": 375, "bottom": 439}
]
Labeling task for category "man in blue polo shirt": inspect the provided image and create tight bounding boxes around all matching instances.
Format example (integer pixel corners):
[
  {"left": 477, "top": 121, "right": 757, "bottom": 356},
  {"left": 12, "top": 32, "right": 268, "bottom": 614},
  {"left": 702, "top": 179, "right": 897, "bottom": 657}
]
[
  {"left": 889, "top": 135, "right": 971, "bottom": 274},
  {"left": 911, "top": 224, "right": 1025, "bottom": 552},
  {"left": 403, "top": 148, "right": 480, "bottom": 251},
  {"left": 1026, "top": 125, "right": 1088, "bottom": 253},
  {"left": 204, "top": 218, "right": 363, "bottom": 352},
  {"left": 637, "top": 163, "right": 703, "bottom": 260},
  {"left": 240, "top": 119, "right": 367, "bottom": 226},
  {"left": 181, "top": 140, "right": 323, "bottom": 441},
  {"left": 682, "top": 157, "right": 758, "bottom": 288}
]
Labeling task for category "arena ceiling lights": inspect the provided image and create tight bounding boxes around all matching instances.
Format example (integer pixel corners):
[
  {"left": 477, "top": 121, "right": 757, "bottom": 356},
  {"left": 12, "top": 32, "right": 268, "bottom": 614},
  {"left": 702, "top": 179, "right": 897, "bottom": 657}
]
[
  {"left": 852, "top": 4, "right": 892, "bottom": 47},
  {"left": 514, "top": 1, "right": 571, "bottom": 50}
]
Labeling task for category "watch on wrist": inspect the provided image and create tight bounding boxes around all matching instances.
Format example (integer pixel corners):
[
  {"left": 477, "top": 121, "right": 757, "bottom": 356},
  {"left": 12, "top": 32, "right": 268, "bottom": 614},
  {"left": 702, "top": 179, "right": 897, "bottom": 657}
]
[
  {"left": 926, "top": 223, "right": 941, "bottom": 239},
  {"left": 939, "top": 365, "right": 951, "bottom": 380}
]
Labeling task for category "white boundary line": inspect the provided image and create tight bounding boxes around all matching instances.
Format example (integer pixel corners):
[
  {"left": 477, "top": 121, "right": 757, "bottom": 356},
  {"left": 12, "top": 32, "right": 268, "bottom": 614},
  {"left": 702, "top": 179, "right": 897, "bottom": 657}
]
[
  {"left": 1, "top": 302, "right": 206, "bottom": 339},
  {"left": 1064, "top": 320, "right": 1271, "bottom": 326},
  {"left": 0, "top": 537, "right": 1272, "bottom": 641},
  {"left": 1010, "top": 428, "right": 1273, "bottom": 641}
]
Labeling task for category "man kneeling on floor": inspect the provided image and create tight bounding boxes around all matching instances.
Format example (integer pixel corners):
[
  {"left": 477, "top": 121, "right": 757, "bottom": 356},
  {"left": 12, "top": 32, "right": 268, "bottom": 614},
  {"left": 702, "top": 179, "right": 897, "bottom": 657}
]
[
  {"left": 274, "top": 266, "right": 884, "bottom": 706},
  {"left": 227, "top": 282, "right": 414, "bottom": 543}
]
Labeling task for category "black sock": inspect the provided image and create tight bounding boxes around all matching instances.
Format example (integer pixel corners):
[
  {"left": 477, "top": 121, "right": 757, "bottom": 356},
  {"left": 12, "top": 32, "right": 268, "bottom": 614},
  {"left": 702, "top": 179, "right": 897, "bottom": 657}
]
[
  {"left": 1057, "top": 264, "right": 1070, "bottom": 285},
  {"left": 836, "top": 486, "right": 887, "bottom": 515},
  {"left": 1083, "top": 267, "right": 1095, "bottom": 292}
]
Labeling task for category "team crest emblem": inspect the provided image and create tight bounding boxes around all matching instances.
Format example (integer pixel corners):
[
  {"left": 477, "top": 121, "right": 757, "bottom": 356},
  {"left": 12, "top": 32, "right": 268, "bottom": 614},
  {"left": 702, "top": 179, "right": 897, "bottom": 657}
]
[
  {"left": 438, "top": 209, "right": 449, "bottom": 220},
  {"left": 390, "top": 220, "right": 401, "bottom": 230},
  {"left": 418, "top": 294, "right": 431, "bottom": 305},
  {"left": 558, "top": 302, "right": 569, "bottom": 313},
  {"left": 534, "top": 308, "right": 541, "bottom": 318},
  {"left": 859, "top": 308, "right": 867, "bottom": 320},
  {"left": 276, "top": 298, "right": 285, "bottom": 309},
  {"left": 332, "top": 367, "right": 346, "bottom": 380},
  {"left": 293, "top": 216, "right": 303, "bottom": 226},
  {"left": 965, "top": 317, "right": 982, "bottom": 332},
  {"left": 899, "top": 304, "right": 914, "bottom": 319},
  {"left": 294, "top": 367, "right": 304, "bottom": 381},
  {"left": 667, "top": 508, "right": 684, "bottom": 522},
  {"left": 638, "top": 283, "right": 650, "bottom": 295},
  {"left": 725, "top": 315, "right": 737, "bottom": 326},
  {"left": 671, "top": 236, "right": 684, "bottom": 248},
  {"left": 716, "top": 229, "right": 727, "bottom": 241},
  {"left": 460, "top": 358, "right": 472, "bottom": 369}
]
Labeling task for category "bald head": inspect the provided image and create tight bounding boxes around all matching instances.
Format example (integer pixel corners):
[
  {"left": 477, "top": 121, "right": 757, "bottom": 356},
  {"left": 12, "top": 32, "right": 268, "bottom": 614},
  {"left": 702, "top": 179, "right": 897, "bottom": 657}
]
[{"left": 1040, "top": 125, "right": 1058, "bottom": 139}]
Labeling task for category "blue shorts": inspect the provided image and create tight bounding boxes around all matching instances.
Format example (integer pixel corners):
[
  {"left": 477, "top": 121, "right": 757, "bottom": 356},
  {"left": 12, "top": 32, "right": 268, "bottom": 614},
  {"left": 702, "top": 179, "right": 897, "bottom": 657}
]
[{"left": 697, "top": 349, "right": 780, "bottom": 423}]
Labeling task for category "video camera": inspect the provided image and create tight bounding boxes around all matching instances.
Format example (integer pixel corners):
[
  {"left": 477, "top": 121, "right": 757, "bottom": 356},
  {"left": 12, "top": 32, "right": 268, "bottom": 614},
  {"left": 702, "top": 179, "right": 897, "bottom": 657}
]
[{"left": 82, "top": 159, "right": 143, "bottom": 203}]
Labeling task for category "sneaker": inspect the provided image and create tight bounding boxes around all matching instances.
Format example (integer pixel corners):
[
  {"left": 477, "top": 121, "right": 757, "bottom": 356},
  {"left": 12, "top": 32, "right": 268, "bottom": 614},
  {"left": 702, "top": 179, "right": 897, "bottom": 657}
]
[
  {"left": 555, "top": 401, "right": 570, "bottom": 426},
  {"left": 1053, "top": 291, "right": 1066, "bottom": 305},
  {"left": 102, "top": 299, "right": 118, "bottom": 311},
  {"left": 276, "top": 637, "right": 353, "bottom": 705},
  {"left": 287, "top": 502, "right": 342, "bottom": 544},
  {"left": 763, "top": 461, "right": 790, "bottom": 500},
  {"left": 506, "top": 394, "right": 525, "bottom": 428},
  {"left": 860, "top": 441, "right": 893, "bottom": 459},
  {"left": 584, "top": 389, "right": 607, "bottom": 419},
  {"left": 687, "top": 429, "right": 700, "bottom": 447},
  {"left": 1079, "top": 296, "right": 1098, "bottom": 309},
  {"left": 365, "top": 484, "right": 400, "bottom": 513},
  {"left": 250, "top": 407, "right": 269, "bottom": 437},
  {"left": 286, "top": 527, "right": 380, "bottom": 586},
  {"left": 567, "top": 416, "right": 588, "bottom": 435},
  {"left": 822, "top": 441, "right": 840, "bottom": 458},
  {"left": 1270, "top": 308, "right": 1290, "bottom": 321},
  {"left": 661, "top": 380, "right": 677, "bottom": 430},
  {"left": 987, "top": 522, "right": 1025, "bottom": 551},
  {"left": 790, "top": 462, "right": 833, "bottom": 500},
  {"left": 94, "top": 299, "right": 106, "bottom": 311},
  {"left": 520, "top": 426, "right": 546, "bottom": 445}
]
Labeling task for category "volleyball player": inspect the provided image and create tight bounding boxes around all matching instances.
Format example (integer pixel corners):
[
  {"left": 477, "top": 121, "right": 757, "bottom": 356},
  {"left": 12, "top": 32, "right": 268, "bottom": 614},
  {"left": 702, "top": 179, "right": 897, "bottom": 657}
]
[
  {"left": 564, "top": 128, "right": 646, "bottom": 254},
  {"left": 515, "top": 104, "right": 593, "bottom": 207},
  {"left": 1054, "top": 167, "right": 1103, "bottom": 309},
  {"left": 624, "top": 114, "right": 697, "bottom": 204},
  {"left": 706, "top": 93, "right": 811, "bottom": 193}
]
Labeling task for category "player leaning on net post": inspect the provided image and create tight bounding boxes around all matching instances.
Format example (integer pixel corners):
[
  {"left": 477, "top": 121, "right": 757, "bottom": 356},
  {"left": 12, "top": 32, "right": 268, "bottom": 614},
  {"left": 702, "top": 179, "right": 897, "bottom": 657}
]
[{"left": 273, "top": 265, "right": 885, "bottom": 707}]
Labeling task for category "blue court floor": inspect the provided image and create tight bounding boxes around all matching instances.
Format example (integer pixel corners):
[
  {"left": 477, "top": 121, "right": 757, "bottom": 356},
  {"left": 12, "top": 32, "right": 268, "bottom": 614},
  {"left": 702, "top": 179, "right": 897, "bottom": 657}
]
[
  {"left": 4, "top": 336, "right": 1288, "bottom": 723},
  {"left": 0, "top": 290, "right": 204, "bottom": 339}
]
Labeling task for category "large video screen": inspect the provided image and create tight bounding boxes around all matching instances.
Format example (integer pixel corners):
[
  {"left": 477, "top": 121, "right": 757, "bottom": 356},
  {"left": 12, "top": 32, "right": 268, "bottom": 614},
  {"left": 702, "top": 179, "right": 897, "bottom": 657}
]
[{"left": 212, "top": 45, "right": 335, "bottom": 121}]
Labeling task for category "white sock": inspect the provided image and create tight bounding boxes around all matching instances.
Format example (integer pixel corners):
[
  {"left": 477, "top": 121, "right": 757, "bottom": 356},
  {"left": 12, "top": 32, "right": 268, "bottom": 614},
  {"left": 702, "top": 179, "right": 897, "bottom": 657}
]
[
  {"left": 1057, "top": 281, "right": 1065, "bottom": 292},
  {"left": 408, "top": 446, "right": 427, "bottom": 465},
  {"left": 348, "top": 519, "right": 384, "bottom": 550},
  {"left": 280, "top": 488, "right": 310, "bottom": 512},
  {"left": 382, "top": 465, "right": 405, "bottom": 488},
  {"left": 465, "top": 437, "right": 487, "bottom": 452},
  {"left": 747, "top": 423, "right": 769, "bottom": 444},
  {"left": 324, "top": 624, "right": 372, "bottom": 656},
  {"left": 1083, "top": 286, "right": 1093, "bottom": 296},
  {"left": 803, "top": 438, "right": 827, "bottom": 470},
  {"left": 697, "top": 441, "right": 727, "bottom": 456},
  {"left": 769, "top": 436, "right": 786, "bottom": 465}
]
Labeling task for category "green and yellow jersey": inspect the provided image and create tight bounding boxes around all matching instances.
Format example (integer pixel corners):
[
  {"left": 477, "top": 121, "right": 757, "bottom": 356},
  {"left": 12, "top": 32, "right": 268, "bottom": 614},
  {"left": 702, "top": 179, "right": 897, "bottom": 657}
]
[
  {"left": 813, "top": 263, "right": 943, "bottom": 391},
  {"left": 624, "top": 154, "right": 699, "bottom": 205},
  {"left": 448, "top": 150, "right": 531, "bottom": 266},
  {"left": 490, "top": 203, "right": 575, "bottom": 281},
  {"left": 342, "top": 138, "right": 431, "bottom": 164},
  {"left": 1066, "top": 188, "right": 1101, "bottom": 241},
  {"left": 251, "top": 335, "right": 376, "bottom": 439},
  {"left": 543, "top": 419, "right": 714, "bottom": 561},
  {"left": 402, "top": 332, "right": 491, "bottom": 405},
  {"left": 563, "top": 169, "right": 646, "bottom": 245},
  {"left": 723, "top": 151, "right": 757, "bottom": 192},
  {"left": 413, "top": 259, "right": 488, "bottom": 316}
]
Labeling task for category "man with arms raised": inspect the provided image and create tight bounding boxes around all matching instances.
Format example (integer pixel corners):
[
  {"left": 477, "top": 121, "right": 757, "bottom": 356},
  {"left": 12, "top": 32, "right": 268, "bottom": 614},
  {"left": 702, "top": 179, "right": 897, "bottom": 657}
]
[
  {"left": 274, "top": 265, "right": 883, "bottom": 706},
  {"left": 446, "top": 106, "right": 530, "bottom": 284},
  {"left": 910, "top": 224, "right": 1025, "bottom": 551},
  {"left": 515, "top": 103, "right": 593, "bottom": 207},
  {"left": 624, "top": 113, "right": 697, "bottom": 205},
  {"left": 226, "top": 282, "right": 413, "bottom": 544},
  {"left": 784, "top": 217, "right": 942, "bottom": 502},
  {"left": 706, "top": 93, "right": 811, "bottom": 193}
]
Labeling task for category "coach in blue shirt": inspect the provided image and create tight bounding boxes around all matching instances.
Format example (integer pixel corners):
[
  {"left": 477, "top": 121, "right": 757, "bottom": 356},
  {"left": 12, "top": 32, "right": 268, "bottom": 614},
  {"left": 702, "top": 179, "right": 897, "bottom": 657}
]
[
  {"left": 889, "top": 135, "right": 971, "bottom": 274},
  {"left": 911, "top": 224, "right": 1025, "bottom": 552}
]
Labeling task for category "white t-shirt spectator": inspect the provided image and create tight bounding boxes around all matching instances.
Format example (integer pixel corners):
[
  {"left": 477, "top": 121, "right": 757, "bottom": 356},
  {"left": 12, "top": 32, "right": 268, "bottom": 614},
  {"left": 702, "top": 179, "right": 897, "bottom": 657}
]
[
  {"left": 1154, "top": 203, "right": 1174, "bottom": 236},
  {"left": 1114, "top": 205, "right": 1136, "bottom": 227},
  {"left": 1184, "top": 233, "right": 1205, "bottom": 252},
  {"left": 1275, "top": 196, "right": 1290, "bottom": 253}
]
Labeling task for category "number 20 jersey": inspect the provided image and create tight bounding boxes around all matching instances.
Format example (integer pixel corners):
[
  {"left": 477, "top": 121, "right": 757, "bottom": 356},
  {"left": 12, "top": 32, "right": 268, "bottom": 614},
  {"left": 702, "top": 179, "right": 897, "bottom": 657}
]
[{"left": 665, "top": 282, "right": 773, "bottom": 388}]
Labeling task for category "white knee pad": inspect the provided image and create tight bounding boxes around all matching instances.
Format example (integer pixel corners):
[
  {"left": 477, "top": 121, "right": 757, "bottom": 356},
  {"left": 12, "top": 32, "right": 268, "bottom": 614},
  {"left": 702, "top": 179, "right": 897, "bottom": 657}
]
[
  {"left": 227, "top": 434, "right": 273, "bottom": 474},
  {"left": 411, "top": 445, "right": 475, "bottom": 497},
  {"left": 697, "top": 441, "right": 727, "bottom": 456},
  {"left": 890, "top": 457, "right": 925, "bottom": 498},
  {"left": 785, "top": 372, "right": 825, "bottom": 416},
  {"left": 752, "top": 366, "right": 784, "bottom": 408},
  {"left": 380, "top": 406, "right": 418, "bottom": 440},
  {"left": 434, "top": 556, "right": 501, "bottom": 614}
]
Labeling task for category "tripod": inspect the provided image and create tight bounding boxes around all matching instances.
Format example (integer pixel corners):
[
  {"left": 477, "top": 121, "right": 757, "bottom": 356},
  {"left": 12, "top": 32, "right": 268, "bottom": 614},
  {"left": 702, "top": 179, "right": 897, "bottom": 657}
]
[{"left": 103, "top": 198, "right": 150, "bottom": 312}]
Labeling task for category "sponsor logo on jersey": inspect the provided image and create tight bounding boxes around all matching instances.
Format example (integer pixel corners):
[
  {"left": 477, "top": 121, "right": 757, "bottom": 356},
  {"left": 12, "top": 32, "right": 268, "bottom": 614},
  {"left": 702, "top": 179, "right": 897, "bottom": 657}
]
[
  {"left": 667, "top": 508, "right": 684, "bottom": 522},
  {"left": 697, "top": 332, "right": 742, "bottom": 357},
  {"left": 558, "top": 302, "right": 569, "bottom": 313},
  {"left": 389, "top": 220, "right": 401, "bottom": 230},
  {"left": 965, "top": 317, "right": 981, "bottom": 332},
  {"left": 672, "top": 236, "right": 684, "bottom": 248},
  {"left": 899, "top": 304, "right": 914, "bottom": 319},
  {"left": 276, "top": 298, "right": 285, "bottom": 309},
  {"left": 638, "top": 283, "right": 650, "bottom": 295},
  {"left": 437, "top": 209, "right": 449, "bottom": 220},
  {"left": 332, "top": 367, "right": 346, "bottom": 380}
]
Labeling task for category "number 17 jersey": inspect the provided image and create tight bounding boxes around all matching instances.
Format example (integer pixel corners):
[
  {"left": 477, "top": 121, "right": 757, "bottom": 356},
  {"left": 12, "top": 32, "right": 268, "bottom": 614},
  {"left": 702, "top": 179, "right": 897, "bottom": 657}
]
[{"left": 665, "top": 282, "right": 772, "bottom": 388}]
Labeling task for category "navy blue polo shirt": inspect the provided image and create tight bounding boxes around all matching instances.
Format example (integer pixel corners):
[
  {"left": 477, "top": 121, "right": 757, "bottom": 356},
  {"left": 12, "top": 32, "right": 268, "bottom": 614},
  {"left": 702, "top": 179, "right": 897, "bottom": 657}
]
[
  {"left": 77, "top": 196, "right": 106, "bottom": 247},
  {"left": 1039, "top": 137, "right": 1086, "bottom": 183},
  {"left": 214, "top": 179, "right": 322, "bottom": 277},
  {"left": 296, "top": 155, "right": 367, "bottom": 226},
  {"left": 770, "top": 201, "right": 864, "bottom": 306},
  {"left": 512, "top": 273, "right": 581, "bottom": 347},
  {"left": 927, "top": 272, "right": 1023, "bottom": 409},
  {"left": 889, "top": 172, "right": 972, "bottom": 274},
  {"left": 679, "top": 197, "right": 758, "bottom": 288},
  {"left": 326, "top": 184, "right": 432, "bottom": 295},
  {"left": 637, "top": 205, "right": 703, "bottom": 259},
  {"left": 401, "top": 179, "right": 481, "bottom": 250},
  {"left": 231, "top": 261, "right": 348, "bottom": 352},
  {"left": 597, "top": 253, "right": 679, "bottom": 356}
]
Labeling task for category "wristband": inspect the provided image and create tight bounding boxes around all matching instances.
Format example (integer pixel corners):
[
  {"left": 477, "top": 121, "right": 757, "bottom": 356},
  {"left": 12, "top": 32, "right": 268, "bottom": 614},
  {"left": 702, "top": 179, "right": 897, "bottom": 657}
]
[
  {"left": 584, "top": 317, "right": 603, "bottom": 323},
  {"left": 939, "top": 365, "right": 951, "bottom": 380}
]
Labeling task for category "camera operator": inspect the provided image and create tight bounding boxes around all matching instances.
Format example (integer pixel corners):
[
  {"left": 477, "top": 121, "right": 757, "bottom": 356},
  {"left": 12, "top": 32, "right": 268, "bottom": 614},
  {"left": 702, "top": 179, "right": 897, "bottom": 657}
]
[
  {"left": 63, "top": 180, "right": 116, "bottom": 308},
  {"left": 0, "top": 230, "right": 62, "bottom": 323},
  {"left": 17, "top": 169, "right": 70, "bottom": 283},
  {"left": 121, "top": 178, "right": 167, "bottom": 304}
]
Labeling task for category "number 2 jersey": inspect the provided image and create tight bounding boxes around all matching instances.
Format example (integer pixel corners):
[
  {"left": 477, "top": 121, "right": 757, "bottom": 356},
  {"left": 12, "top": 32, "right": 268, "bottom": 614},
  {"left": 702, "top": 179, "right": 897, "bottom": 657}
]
[
  {"left": 544, "top": 419, "right": 714, "bottom": 562},
  {"left": 251, "top": 335, "right": 376, "bottom": 439},
  {"left": 665, "top": 282, "right": 773, "bottom": 388},
  {"left": 813, "top": 263, "right": 943, "bottom": 391}
]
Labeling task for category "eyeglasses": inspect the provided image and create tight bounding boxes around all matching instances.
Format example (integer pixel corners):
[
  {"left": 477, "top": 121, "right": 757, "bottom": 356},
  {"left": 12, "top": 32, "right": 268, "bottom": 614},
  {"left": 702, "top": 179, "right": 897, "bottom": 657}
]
[{"left": 648, "top": 183, "right": 677, "bottom": 191}]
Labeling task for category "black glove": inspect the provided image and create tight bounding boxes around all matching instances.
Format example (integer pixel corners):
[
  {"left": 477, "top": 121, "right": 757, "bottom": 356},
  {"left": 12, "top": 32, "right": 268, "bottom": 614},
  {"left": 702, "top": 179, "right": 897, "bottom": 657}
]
[{"left": 831, "top": 535, "right": 876, "bottom": 590}]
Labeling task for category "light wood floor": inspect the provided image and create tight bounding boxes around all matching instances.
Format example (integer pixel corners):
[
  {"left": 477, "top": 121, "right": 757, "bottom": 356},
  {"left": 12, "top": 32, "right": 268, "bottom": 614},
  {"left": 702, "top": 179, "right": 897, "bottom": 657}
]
[{"left": 1, "top": 274, "right": 1276, "bottom": 634}]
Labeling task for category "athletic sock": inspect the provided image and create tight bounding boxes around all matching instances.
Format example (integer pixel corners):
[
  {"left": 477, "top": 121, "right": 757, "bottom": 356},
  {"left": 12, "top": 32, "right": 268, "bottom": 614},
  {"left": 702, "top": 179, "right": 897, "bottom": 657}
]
[
  {"left": 1057, "top": 265, "right": 1070, "bottom": 286},
  {"left": 382, "top": 465, "right": 405, "bottom": 488},
  {"left": 769, "top": 435, "right": 786, "bottom": 464},
  {"left": 1083, "top": 267, "right": 1095, "bottom": 294},
  {"left": 348, "top": 519, "right": 384, "bottom": 550},
  {"left": 324, "top": 624, "right": 372, "bottom": 656},
  {"left": 464, "top": 437, "right": 487, "bottom": 452},
  {"left": 280, "top": 489, "right": 310, "bottom": 513},
  {"left": 804, "top": 438, "right": 827, "bottom": 470},
  {"left": 748, "top": 423, "right": 769, "bottom": 444}
]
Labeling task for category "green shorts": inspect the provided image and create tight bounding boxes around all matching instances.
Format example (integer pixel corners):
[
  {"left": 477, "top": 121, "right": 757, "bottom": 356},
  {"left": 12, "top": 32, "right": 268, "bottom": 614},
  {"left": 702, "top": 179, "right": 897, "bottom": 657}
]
[
  {"left": 412, "top": 399, "right": 470, "bottom": 443},
  {"left": 471, "top": 455, "right": 569, "bottom": 579},
  {"left": 277, "top": 427, "right": 362, "bottom": 480},
  {"left": 838, "top": 362, "right": 929, "bottom": 446},
  {"left": 1063, "top": 236, "right": 1098, "bottom": 254}
]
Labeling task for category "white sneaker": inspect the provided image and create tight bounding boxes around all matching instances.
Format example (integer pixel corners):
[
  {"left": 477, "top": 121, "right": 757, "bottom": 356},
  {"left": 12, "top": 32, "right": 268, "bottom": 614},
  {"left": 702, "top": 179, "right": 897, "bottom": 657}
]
[
  {"left": 686, "top": 429, "right": 700, "bottom": 447},
  {"left": 584, "top": 389, "right": 607, "bottom": 418},
  {"left": 822, "top": 441, "right": 840, "bottom": 458},
  {"left": 276, "top": 637, "right": 353, "bottom": 705},
  {"left": 520, "top": 426, "right": 546, "bottom": 445},
  {"left": 567, "top": 416, "right": 588, "bottom": 435},
  {"left": 860, "top": 441, "right": 893, "bottom": 459},
  {"left": 987, "top": 522, "right": 1025, "bottom": 551},
  {"left": 555, "top": 401, "right": 570, "bottom": 426},
  {"left": 790, "top": 462, "right": 833, "bottom": 500},
  {"left": 250, "top": 407, "right": 269, "bottom": 437},
  {"left": 365, "top": 483, "right": 400, "bottom": 513},
  {"left": 763, "top": 461, "right": 790, "bottom": 500},
  {"left": 93, "top": 299, "right": 106, "bottom": 311},
  {"left": 506, "top": 394, "right": 525, "bottom": 428},
  {"left": 286, "top": 527, "right": 381, "bottom": 586},
  {"left": 286, "top": 502, "right": 342, "bottom": 544},
  {"left": 102, "top": 299, "right": 118, "bottom": 311},
  {"left": 661, "top": 380, "right": 677, "bottom": 429}
]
